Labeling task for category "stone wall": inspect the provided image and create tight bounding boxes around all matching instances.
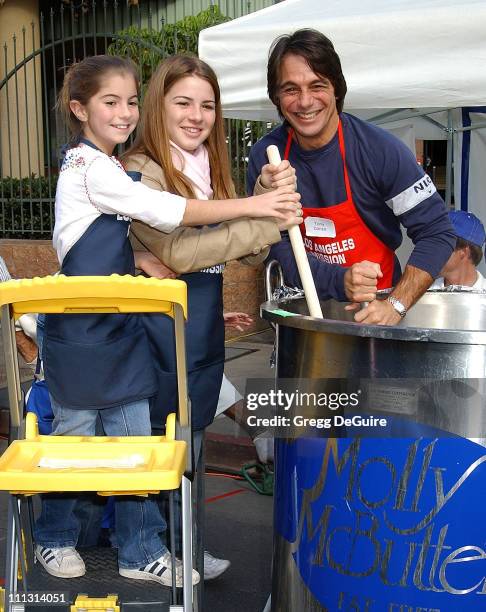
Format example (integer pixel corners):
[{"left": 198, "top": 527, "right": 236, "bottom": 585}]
[
  {"left": 0, "top": 239, "right": 58, "bottom": 278},
  {"left": 223, "top": 260, "right": 268, "bottom": 340}
]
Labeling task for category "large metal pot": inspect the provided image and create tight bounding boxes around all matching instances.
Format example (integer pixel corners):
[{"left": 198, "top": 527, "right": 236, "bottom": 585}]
[{"left": 261, "top": 291, "right": 486, "bottom": 612}]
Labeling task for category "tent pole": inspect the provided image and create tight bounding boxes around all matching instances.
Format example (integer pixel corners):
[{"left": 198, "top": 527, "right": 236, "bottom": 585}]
[
  {"left": 456, "top": 120, "right": 486, "bottom": 133},
  {"left": 369, "top": 108, "right": 407, "bottom": 123},
  {"left": 371, "top": 107, "right": 448, "bottom": 125},
  {"left": 421, "top": 114, "right": 448, "bottom": 131},
  {"left": 445, "top": 110, "right": 453, "bottom": 209}
]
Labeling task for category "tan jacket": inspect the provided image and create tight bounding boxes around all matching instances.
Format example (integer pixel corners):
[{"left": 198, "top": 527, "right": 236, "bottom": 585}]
[
  {"left": 253, "top": 175, "right": 273, "bottom": 196},
  {"left": 124, "top": 154, "right": 281, "bottom": 274}
]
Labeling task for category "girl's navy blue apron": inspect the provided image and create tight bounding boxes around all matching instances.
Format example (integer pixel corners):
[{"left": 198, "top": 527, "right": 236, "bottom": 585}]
[
  {"left": 130, "top": 166, "right": 224, "bottom": 432},
  {"left": 44, "top": 140, "right": 157, "bottom": 410},
  {"left": 142, "top": 267, "right": 224, "bottom": 432}
]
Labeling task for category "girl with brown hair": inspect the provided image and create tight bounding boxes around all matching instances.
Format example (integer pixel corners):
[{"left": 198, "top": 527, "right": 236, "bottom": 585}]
[{"left": 124, "top": 53, "right": 298, "bottom": 433}]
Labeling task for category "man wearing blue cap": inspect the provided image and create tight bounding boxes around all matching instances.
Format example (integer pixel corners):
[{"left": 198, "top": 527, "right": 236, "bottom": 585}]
[{"left": 431, "top": 211, "right": 486, "bottom": 289}]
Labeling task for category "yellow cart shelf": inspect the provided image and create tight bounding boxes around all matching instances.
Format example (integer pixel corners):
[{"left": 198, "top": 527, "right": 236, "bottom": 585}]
[{"left": 0, "top": 413, "right": 186, "bottom": 494}]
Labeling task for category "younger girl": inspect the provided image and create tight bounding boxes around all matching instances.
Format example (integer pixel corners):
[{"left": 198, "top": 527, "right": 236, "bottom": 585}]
[{"left": 33, "top": 55, "right": 300, "bottom": 586}]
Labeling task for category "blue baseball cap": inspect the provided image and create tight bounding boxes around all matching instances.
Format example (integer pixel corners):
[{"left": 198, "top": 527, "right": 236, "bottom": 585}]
[{"left": 449, "top": 211, "right": 486, "bottom": 248}]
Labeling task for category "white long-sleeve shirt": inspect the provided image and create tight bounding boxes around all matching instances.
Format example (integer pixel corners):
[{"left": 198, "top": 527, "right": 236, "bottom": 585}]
[
  {"left": 430, "top": 270, "right": 486, "bottom": 290},
  {"left": 53, "top": 143, "right": 187, "bottom": 263}
]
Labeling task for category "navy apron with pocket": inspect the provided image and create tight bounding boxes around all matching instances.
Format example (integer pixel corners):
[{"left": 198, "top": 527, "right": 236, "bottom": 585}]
[
  {"left": 128, "top": 169, "right": 224, "bottom": 431},
  {"left": 142, "top": 268, "right": 224, "bottom": 432}
]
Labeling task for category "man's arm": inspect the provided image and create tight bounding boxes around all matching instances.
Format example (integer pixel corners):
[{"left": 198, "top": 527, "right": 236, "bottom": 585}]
[
  {"left": 345, "top": 126, "right": 455, "bottom": 325},
  {"left": 354, "top": 265, "right": 432, "bottom": 325},
  {"left": 368, "top": 126, "right": 456, "bottom": 286},
  {"left": 354, "top": 205, "right": 453, "bottom": 324},
  {"left": 399, "top": 194, "right": 456, "bottom": 280}
]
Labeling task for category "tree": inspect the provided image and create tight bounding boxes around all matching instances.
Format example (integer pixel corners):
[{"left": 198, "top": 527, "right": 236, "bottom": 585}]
[{"left": 107, "top": 6, "right": 231, "bottom": 83}]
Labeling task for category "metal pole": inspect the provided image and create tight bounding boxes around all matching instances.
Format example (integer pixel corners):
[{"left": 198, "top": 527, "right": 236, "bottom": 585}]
[
  {"left": 445, "top": 110, "right": 453, "bottom": 209},
  {"left": 1, "top": 304, "right": 22, "bottom": 437},
  {"left": 455, "top": 120, "right": 486, "bottom": 133},
  {"left": 181, "top": 475, "right": 194, "bottom": 612},
  {"left": 12, "top": 496, "right": 29, "bottom": 592},
  {"left": 174, "top": 303, "right": 192, "bottom": 475},
  {"left": 4, "top": 497, "right": 20, "bottom": 611},
  {"left": 370, "top": 107, "right": 449, "bottom": 125},
  {"left": 193, "top": 437, "right": 205, "bottom": 612},
  {"left": 169, "top": 490, "right": 178, "bottom": 606}
]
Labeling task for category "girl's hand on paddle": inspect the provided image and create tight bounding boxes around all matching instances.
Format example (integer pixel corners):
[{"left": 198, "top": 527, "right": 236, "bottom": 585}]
[
  {"left": 277, "top": 208, "right": 304, "bottom": 231},
  {"left": 247, "top": 186, "right": 302, "bottom": 220}
]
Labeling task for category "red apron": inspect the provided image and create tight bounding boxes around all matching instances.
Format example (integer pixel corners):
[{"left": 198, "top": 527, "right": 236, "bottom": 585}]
[{"left": 284, "top": 121, "right": 394, "bottom": 290}]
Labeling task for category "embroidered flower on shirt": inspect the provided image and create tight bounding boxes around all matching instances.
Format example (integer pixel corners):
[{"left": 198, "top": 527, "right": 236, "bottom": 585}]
[{"left": 60, "top": 148, "right": 86, "bottom": 172}]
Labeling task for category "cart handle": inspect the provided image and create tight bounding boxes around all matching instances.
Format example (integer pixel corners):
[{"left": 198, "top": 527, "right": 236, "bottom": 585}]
[{"left": 0, "top": 274, "right": 187, "bottom": 319}]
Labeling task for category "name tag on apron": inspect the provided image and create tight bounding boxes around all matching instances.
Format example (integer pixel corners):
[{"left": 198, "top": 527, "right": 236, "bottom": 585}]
[{"left": 304, "top": 217, "right": 336, "bottom": 238}]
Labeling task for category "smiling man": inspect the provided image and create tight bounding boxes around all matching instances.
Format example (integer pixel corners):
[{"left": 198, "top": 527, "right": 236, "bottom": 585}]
[{"left": 248, "top": 29, "right": 456, "bottom": 325}]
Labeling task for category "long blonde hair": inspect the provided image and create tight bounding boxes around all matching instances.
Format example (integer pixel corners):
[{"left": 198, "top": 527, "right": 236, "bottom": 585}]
[{"left": 126, "top": 54, "right": 236, "bottom": 199}]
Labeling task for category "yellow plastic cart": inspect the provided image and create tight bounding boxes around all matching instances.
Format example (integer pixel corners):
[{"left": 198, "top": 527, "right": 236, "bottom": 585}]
[{"left": 0, "top": 275, "right": 195, "bottom": 612}]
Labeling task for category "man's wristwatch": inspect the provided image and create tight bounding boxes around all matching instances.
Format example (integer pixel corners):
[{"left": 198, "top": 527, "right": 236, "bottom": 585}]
[{"left": 387, "top": 296, "right": 407, "bottom": 318}]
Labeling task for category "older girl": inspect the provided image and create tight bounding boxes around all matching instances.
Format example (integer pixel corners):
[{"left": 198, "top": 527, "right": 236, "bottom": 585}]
[
  {"left": 124, "top": 56, "right": 299, "bottom": 577},
  {"left": 125, "top": 55, "right": 298, "bottom": 437}
]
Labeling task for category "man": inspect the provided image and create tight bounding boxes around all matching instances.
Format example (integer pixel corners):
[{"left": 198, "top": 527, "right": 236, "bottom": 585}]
[
  {"left": 431, "top": 210, "right": 486, "bottom": 289},
  {"left": 247, "top": 29, "right": 456, "bottom": 325}
]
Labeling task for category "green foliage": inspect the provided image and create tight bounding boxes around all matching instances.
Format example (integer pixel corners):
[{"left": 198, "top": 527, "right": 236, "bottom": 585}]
[
  {"left": 226, "top": 119, "right": 276, "bottom": 196},
  {"left": 107, "top": 6, "right": 231, "bottom": 83},
  {"left": 0, "top": 175, "right": 56, "bottom": 239},
  {"left": 0, "top": 175, "right": 57, "bottom": 199}
]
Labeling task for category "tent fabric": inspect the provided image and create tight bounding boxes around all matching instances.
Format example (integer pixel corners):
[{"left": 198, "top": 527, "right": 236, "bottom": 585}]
[
  {"left": 200, "top": 0, "right": 486, "bottom": 238},
  {"left": 454, "top": 108, "right": 486, "bottom": 212},
  {"left": 199, "top": 0, "right": 486, "bottom": 121},
  {"left": 453, "top": 108, "right": 486, "bottom": 272}
]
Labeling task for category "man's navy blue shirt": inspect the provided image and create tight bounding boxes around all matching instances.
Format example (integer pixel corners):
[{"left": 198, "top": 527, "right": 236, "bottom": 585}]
[{"left": 247, "top": 113, "right": 455, "bottom": 300}]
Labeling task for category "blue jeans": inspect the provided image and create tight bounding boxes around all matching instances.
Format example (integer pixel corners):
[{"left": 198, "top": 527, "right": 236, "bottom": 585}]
[{"left": 34, "top": 397, "right": 168, "bottom": 569}]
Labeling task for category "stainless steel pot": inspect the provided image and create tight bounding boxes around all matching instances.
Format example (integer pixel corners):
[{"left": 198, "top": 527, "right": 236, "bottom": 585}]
[{"left": 261, "top": 290, "right": 486, "bottom": 612}]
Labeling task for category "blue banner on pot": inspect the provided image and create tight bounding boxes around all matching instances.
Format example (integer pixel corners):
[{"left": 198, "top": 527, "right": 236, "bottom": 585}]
[{"left": 275, "top": 436, "right": 486, "bottom": 611}]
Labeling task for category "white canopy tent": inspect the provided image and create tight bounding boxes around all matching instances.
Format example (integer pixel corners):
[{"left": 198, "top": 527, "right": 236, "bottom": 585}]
[{"left": 199, "top": 0, "right": 486, "bottom": 268}]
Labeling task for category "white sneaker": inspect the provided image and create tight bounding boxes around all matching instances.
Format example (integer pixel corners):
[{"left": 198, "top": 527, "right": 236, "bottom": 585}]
[
  {"left": 35, "top": 545, "right": 85, "bottom": 578},
  {"left": 119, "top": 551, "right": 200, "bottom": 587},
  {"left": 204, "top": 551, "right": 230, "bottom": 581}
]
